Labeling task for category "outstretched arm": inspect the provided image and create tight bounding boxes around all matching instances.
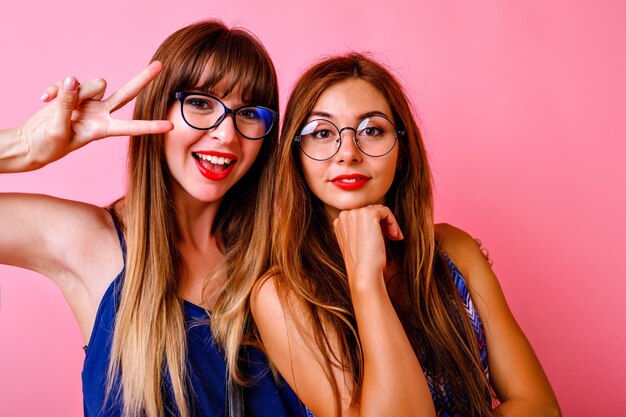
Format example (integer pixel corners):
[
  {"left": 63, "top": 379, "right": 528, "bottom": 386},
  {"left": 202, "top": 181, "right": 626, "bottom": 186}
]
[
  {"left": 0, "top": 63, "right": 170, "bottom": 340},
  {"left": 0, "top": 61, "right": 173, "bottom": 172},
  {"left": 437, "top": 224, "right": 562, "bottom": 417}
]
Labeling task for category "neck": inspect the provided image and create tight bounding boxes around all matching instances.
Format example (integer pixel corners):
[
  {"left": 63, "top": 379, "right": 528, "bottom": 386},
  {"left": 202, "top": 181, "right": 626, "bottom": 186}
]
[
  {"left": 174, "top": 196, "right": 222, "bottom": 250},
  {"left": 171, "top": 188, "right": 225, "bottom": 309}
]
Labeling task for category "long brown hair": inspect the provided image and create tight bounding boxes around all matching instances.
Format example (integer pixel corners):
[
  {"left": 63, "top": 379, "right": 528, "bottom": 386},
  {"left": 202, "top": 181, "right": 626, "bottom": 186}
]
[
  {"left": 261, "top": 53, "right": 493, "bottom": 416},
  {"left": 107, "top": 20, "right": 278, "bottom": 417}
]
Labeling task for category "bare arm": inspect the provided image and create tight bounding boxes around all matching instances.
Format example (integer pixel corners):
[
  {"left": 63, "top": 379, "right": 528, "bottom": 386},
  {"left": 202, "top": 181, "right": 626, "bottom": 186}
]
[
  {"left": 437, "top": 224, "right": 562, "bottom": 417},
  {"left": 0, "top": 63, "right": 171, "bottom": 340},
  {"left": 0, "top": 194, "right": 117, "bottom": 281},
  {"left": 253, "top": 205, "right": 436, "bottom": 417},
  {"left": 0, "top": 60, "right": 172, "bottom": 275},
  {"left": 0, "top": 193, "right": 122, "bottom": 342}
]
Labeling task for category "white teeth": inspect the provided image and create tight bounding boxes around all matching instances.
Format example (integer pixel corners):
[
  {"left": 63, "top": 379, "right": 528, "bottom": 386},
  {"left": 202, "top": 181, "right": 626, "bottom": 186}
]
[
  {"left": 195, "top": 153, "right": 233, "bottom": 166},
  {"left": 340, "top": 178, "right": 358, "bottom": 183}
]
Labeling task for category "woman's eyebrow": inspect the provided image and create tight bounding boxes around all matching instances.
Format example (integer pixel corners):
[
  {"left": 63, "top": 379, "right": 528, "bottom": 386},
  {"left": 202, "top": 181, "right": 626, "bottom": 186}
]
[
  {"left": 358, "top": 110, "right": 390, "bottom": 119},
  {"left": 309, "top": 110, "right": 331, "bottom": 118},
  {"left": 309, "top": 110, "right": 391, "bottom": 120},
  {"left": 184, "top": 88, "right": 214, "bottom": 95}
]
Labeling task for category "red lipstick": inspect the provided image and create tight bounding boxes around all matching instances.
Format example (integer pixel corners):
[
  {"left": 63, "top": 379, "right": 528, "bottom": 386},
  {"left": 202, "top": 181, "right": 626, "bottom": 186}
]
[
  {"left": 193, "top": 150, "right": 238, "bottom": 181},
  {"left": 331, "top": 174, "right": 370, "bottom": 190}
]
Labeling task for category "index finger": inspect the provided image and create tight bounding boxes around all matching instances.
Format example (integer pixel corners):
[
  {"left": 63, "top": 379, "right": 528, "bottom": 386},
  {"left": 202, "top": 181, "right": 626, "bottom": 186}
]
[
  {"left": 372, "top": 205, "right": 404, "bottom": 241},
  {"left": 105, "top": 60, "right": 164, "bottom": 113},
  {"left": 107, "top": 119, "right": 174, "bottom": 137}
]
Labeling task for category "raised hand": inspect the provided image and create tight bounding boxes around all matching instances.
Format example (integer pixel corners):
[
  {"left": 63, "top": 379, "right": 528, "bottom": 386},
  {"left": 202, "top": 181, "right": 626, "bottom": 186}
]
[
  {"left": 16, "top": 61, "right": 173, "bottom": 170},
  {"left": 40, "top": 75, "right": 108, "bottom": 105},
  {"left": 332, "top": 205, "right": 404, "bottom": 287}
]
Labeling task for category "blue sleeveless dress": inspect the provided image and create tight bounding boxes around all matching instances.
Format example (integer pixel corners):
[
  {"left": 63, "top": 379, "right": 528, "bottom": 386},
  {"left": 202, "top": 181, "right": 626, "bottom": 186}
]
[{"left": 82, "top": 215, "right": 307, "bottom": 417}]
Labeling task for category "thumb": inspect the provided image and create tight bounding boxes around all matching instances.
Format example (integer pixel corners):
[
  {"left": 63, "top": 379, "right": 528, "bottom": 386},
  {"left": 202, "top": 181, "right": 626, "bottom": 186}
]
[{"left": 51, "top": 76, "right": 79, "bottom": 137}]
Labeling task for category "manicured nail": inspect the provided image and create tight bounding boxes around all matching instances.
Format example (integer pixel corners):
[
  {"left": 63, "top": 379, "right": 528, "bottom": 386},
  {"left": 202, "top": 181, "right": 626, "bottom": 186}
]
[
  {"left": 63, "top": 76, "right": 78, "bottom": 92},
  {"left": 40, "top": 92, "right": 50, "bottom": 101}
]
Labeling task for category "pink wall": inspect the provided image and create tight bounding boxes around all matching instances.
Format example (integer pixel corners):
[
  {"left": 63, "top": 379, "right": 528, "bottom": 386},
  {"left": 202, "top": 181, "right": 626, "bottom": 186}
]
[{"left": 1, "top": 0, "right": 624, "bottom": 415}]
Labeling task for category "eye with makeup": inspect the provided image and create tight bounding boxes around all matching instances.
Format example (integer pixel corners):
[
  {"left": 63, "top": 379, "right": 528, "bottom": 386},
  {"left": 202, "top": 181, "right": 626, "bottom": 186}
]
[
  {"left": 183, "top": 95, "right": 218, "bottom": 114},
  {"left": 305, "top": 120, "right": 337, "bottom": 143},
  {"left": 313, "top": 129, "right": 335, "bottom": 141},
  {"left": 238, "top": 107, "right": 263, "bottom": 122},
  {"left": 356, "top": 118, "right": 390, "bottom": 143}
]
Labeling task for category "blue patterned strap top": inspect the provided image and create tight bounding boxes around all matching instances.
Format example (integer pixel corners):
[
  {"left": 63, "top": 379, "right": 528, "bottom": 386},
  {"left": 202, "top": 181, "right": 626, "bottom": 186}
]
[
  {"left": 82, "top": 212, "right": 308, "bottom": 417},
  {"left": 427, "top": 253, "right": 499, "bottom": 417}
]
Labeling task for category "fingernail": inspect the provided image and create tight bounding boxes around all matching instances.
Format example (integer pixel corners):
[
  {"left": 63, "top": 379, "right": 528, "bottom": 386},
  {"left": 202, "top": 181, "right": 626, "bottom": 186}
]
[
  {"left": 40, "top": 92, "right": 50, "bottom": 101},
  {"left": 63, "top": 76, "right": 78, "bottom": 92}
]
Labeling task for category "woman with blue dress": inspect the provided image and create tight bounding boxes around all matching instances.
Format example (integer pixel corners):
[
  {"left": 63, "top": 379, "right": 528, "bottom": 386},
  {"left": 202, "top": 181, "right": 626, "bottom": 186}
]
[{"left": 0, "top": 20, "right": 306, "bottom": 417}]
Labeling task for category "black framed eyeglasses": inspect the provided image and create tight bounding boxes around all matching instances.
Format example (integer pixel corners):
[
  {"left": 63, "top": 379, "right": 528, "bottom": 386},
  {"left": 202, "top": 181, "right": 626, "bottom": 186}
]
[
  {"left": 294, "top": 115, "right": 404, "bottom": 161},
  {"left": 174, "top": 92, "right": 278, "bottom": 140}
]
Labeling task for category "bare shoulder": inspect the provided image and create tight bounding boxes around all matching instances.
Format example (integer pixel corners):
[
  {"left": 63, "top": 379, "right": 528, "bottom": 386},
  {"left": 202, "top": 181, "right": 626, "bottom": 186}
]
[
  {"left": 251, "top": 271, "right": 330, "bottom": 363},
  {"left": 434, "top": 223, "right": 506, "bottom": 321},
  {"left": 435, "top": 223, "right": 487, "bottom": 282},
  {"left": 251, "top": 273, "right": 307, "bottom": 330},
  {"left": 250, "top": 274, "right": 281, "bottom": 320},
  {"left": 435, "top": 223, "right": 478, "bottom": 251},
  {"left": 252, "top": 271, "right": 340, "bottom": 362},
  {"left": 250, "top": 273, "right": 303, "bottom": 373},
  {"left": 436, "top": 225, "right": 562, "bottom": 413},
  {"left": 435, "top": 223, "right": 509, "bottom": 337}
]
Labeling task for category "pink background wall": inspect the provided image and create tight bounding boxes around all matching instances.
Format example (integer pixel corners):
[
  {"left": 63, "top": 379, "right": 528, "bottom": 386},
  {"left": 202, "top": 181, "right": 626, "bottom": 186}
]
[{"left": 1, "top": 0, "right": 624, "bottom": 415}]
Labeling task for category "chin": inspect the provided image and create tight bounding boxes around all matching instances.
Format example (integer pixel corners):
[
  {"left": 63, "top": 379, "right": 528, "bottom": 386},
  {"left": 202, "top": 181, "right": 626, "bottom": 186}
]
[
  {"left": 341, "top": 196, "right": 385, "bottom": 209},
  {"left": 178, "top": 186, "right": 229, "bottom": 205},
  {"left": 323, "top": 199, "right": 374, "bottom": 214},
  {"left": 198, "top": 191, "right": 228, "bottom": 203}
]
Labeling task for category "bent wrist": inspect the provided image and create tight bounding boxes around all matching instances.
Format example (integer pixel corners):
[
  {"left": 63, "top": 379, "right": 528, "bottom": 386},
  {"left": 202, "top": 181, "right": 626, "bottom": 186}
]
[{"left": 0, "top": 126, "right": 31, "bottom": 172}]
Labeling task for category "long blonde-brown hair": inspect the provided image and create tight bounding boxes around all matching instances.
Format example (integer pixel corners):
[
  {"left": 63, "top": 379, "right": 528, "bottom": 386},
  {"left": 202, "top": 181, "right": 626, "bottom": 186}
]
[
  {"left": 106, "top": 20, "right": 278, "bottom": 417},
  {"left": 248, "top": 53, "right": 493, "bottom": 416}
]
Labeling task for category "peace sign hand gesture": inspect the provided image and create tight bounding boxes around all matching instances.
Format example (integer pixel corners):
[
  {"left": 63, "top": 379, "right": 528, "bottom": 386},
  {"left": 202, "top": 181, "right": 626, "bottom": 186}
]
[{"left": 15, "top": 61, "right": 173, "bottom": 171}]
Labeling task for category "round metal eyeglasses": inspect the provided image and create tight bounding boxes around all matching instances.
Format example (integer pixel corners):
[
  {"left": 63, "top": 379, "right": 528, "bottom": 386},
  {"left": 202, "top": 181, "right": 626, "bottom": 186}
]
[
  {"left": 294, "top": 115, "right": 404, "bottom": 161},
  {"left": 175, "top": 92, "right": 278, "bottom": 140}
]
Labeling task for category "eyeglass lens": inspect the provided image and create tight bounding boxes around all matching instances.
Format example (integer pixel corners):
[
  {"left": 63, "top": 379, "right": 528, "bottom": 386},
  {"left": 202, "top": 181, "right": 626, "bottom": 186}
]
[
  {"left": 180, "top": 94, "right": 274, "bottom": 139},
  {"left": 298, "top": 116, "right": 397, "bottom": 160}
]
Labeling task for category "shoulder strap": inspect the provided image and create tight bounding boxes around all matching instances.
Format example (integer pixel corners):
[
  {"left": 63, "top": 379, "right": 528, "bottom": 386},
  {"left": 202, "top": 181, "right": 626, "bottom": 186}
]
[
  {"left": 106, "top": 208, "right": 126, "bottom": 263},
  {"left": 225, "top": 367, "right": 245, "bottom": 417}
]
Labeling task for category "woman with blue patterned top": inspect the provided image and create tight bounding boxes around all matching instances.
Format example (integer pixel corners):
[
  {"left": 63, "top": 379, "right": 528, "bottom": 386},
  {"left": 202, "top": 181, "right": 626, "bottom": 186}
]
[{"left": 219, "top": 53, "right": 562, "bottom": 417}]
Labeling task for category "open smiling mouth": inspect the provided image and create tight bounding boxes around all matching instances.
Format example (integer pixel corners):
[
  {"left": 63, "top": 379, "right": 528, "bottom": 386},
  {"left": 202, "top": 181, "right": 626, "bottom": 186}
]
[
  {"left": 192, "top": 152, "right": 238, "bottom": 180},
  {"left": 192, "top": 152, "right": 236, "bottom": 173}
]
